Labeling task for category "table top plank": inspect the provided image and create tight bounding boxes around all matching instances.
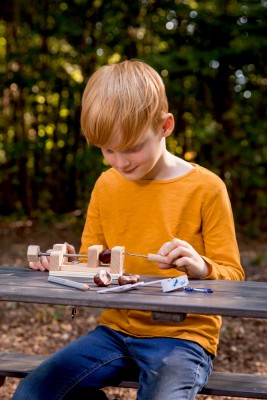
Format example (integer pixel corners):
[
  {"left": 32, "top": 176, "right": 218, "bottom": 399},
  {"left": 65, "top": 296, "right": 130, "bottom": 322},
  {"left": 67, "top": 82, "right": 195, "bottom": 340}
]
[{"left": 1, "top": 267, "right": 267, "bottom": 318}]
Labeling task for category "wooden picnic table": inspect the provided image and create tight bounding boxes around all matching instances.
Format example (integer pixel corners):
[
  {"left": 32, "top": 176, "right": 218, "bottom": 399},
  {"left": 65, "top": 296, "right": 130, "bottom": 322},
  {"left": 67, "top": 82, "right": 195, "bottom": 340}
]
[
  {"left": 1, "top": 266, "right": 267, "bottom": 398},
  {"left": 0, "top": 266, "right": 267, "bottom": 319}
]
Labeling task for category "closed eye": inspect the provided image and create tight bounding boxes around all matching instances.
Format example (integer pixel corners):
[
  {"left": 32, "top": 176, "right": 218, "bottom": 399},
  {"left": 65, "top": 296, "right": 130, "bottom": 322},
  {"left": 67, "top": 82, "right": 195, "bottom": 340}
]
[
  {"left": 123, "top": 143, "right": 144, "bottom": 153},
  {"left": 102, "top": 148, "right": 114, "bottom": 154}
]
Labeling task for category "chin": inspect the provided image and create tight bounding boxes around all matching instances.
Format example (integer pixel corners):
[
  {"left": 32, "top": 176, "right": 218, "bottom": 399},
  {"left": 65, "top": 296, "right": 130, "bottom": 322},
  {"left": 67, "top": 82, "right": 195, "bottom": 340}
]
[
  {"left": 122, "top": 174, "right": 141, "bottom": 181},
  {"left": 121, "top": 171, "right": 145, "bottom": 181}
]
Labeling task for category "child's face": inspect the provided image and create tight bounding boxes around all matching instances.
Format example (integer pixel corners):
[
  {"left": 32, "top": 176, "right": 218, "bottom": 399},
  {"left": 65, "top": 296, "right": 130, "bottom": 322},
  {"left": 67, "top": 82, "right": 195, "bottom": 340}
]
[{"left": 101, "top": 127, "right": 166, "bottom": 181}]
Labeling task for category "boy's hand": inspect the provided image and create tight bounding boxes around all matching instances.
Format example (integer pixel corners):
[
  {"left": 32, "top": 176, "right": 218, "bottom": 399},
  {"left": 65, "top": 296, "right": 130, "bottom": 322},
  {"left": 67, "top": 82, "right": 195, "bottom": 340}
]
[
  {"left": 29, "top": 243, "right": 76, "bottom": 271},
  {"left": 157, "top": 238, "right": 209, "bottom": 278}
]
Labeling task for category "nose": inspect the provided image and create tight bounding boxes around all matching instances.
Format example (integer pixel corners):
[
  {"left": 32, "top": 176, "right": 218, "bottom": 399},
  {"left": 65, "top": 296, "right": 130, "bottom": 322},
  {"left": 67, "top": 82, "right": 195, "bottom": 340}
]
[{"left": 113, "top": 153, "right": 131, "bottom": 170}]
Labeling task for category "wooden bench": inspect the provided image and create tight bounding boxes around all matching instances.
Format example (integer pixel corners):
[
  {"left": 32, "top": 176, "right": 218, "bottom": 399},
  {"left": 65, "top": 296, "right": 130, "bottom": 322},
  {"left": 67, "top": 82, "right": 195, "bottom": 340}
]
[{"left": 1, "top": 352, "right": 267, "bottom": 398}]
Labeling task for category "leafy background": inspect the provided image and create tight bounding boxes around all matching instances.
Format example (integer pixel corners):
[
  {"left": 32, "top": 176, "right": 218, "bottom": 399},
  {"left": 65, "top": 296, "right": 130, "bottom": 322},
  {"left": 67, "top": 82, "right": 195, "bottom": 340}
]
[{"left": 1, "top": 0, "right": 267, "bottom": 237}]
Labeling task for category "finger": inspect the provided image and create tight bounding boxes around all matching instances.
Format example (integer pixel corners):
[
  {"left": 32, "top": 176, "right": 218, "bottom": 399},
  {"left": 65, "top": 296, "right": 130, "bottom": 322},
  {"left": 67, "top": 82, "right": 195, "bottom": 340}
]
[
  {"left": 175, "top": 265, "right": 187, "bottom": 273},
  {"left": 157, "top": 261, "right": 175, "bottom": 270},
  {"left": 158, "top": 259, "right": 188, "bottom": 273},
  {"left": 158, "top": 240, "right": 172, "bottom": 256},
  {"left": 172, "top": 258, "right": 191, "bottom": 275},
  {"left": 171, "top": 238, "right": 191, "bottom": 248},
  {"left": 65, "top": 242, "right": 77, "bottom": 261},
  {"left": 168, "top": 246, "right": 192, "bottom": 262},
  {"left": 65, "top": 242, "right": 76, "bottom": 254},
  {"left": 29, "top": 261, "right": 47, "bottom": 271},
  {"left": 159, "top": 238, "right": 191, "bottom": 256},
  {"left": 174, "top": 256, "right": 192, "bottom": 270},
  {"left": 29, "top": 261, "right": 39, "bottom": 270},
  {"left": 159, "top": 246, "right": 192, "bottom": 266},
  {"left": 40, "top": 256, "right": 50, "bottom": 270}
]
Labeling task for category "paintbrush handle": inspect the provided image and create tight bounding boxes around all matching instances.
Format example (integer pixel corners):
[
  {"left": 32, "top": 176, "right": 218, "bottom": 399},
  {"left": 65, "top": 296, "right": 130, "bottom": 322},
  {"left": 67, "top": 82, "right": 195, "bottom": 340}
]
[{"left": 147, "top": 253, "right": 169, "bottom": 264}]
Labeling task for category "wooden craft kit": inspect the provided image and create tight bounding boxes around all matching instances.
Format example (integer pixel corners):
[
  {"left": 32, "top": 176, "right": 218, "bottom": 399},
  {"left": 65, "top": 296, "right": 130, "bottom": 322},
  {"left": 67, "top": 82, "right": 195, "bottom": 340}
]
[
  {"left": 27, "top": 243, "right": 169, "bottom": 279},
  {"left": 27, "top": 244, "right": 125, "bottom": 278}
]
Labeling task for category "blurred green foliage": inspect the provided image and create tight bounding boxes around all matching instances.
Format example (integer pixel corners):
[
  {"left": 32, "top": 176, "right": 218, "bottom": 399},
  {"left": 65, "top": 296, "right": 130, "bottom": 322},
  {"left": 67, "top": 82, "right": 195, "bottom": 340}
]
[{"left": 0, "top": 0, "right": 267, "bottom": 237}]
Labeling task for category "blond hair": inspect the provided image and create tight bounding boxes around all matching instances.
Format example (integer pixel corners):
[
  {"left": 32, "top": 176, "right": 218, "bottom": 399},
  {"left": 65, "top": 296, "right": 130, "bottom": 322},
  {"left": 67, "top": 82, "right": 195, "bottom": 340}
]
[{"left": 81, "top": 60, "right": 168, "bottom": 149}]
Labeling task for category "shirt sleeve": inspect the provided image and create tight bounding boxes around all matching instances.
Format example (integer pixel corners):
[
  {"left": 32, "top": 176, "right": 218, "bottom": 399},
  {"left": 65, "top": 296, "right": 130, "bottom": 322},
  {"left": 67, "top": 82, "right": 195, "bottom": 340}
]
[
  {"left": 79, "top": 178, "right": 107, "bottom": 255},
  {"left": 200, "top": 184, "right": 244, "bottom": 281}
]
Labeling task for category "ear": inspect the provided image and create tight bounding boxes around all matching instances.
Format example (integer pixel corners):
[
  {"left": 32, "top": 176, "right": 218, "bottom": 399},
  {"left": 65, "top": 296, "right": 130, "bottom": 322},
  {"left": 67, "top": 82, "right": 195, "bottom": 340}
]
[{"left": 162, "top": 113, "right": 175, "bottom": 138}]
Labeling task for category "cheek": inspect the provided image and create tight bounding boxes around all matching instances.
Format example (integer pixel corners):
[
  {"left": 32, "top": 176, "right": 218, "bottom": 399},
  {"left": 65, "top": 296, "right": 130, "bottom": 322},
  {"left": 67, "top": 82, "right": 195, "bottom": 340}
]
[{"left": 137, "top": 149, "right": 155, "bottom": 164}]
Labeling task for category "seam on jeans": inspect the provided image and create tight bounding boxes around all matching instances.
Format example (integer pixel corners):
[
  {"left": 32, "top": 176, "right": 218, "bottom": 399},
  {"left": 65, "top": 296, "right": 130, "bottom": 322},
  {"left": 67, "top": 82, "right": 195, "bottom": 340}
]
[
  {"left": 56, "top": 352, "right": 127, "bottom": 400},
  {"left": 187, "top": 350, "right": 212, "bottom": 399},
  {"left": 164, "top": 343, "right": 212, "bottom": 400},
  {"left": 124, "top": 337, "right": 143, "bottom": 365}
]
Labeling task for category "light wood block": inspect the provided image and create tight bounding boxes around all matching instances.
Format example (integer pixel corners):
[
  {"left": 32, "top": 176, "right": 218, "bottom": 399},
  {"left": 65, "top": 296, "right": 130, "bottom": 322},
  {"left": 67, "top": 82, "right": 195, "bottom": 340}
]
[
  {"left": 27, "top": 245, "right": 40, "bottom": 262},
  {"left": 50, "top": 244, "right": 67, "bottom": 271},
  {"left": 87, "top": 245, "right": 103, "bottom": 268},
  {"left": 60, "top": 264, "right": 110, "bottom": 273},
  {"left": 110, "top": 246, "right": 125, "bottom": 275},
  {"left": 53, "top": 244, "right": 67, "bottom": 252},
  {"left": 36, "top": 243, "right": 126, "bottom": 278}
]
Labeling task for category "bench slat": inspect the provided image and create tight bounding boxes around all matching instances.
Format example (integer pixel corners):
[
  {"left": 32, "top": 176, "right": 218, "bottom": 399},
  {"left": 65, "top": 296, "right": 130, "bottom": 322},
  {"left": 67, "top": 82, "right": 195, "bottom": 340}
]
[
  {"left": 0, "top": 352, "right": 266, "bottom": 398},
  {"left": 200, "top": 372, "right": 267, "bottom": 398},
  {"left": 0, "top": 352, "right": 47, "bottom": 378}
]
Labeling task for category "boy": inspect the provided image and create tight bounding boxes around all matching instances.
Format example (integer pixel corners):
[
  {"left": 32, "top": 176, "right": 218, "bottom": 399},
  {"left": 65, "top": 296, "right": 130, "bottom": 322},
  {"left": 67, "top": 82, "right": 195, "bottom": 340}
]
[{"left": 13, "top": 60, "right": 244, "bottom": 400}]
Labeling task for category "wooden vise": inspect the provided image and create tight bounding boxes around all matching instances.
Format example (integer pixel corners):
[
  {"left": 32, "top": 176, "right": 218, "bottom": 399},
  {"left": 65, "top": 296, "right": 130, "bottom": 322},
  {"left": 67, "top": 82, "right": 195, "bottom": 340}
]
[{"left": 27, "top": 244, "right": 125, "bottom": 278}]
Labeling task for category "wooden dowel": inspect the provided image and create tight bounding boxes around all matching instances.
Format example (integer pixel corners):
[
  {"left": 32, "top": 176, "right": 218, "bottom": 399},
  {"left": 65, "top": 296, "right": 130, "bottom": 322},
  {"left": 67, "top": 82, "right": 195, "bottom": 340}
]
[{"left": 147, "top": 253, "right": 169, "bottom": 263}]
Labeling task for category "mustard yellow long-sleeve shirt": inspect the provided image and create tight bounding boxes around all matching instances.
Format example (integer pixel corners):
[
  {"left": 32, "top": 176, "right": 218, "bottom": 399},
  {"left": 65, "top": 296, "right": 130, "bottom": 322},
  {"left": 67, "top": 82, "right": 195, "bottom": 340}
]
[{"left": 80, "top": 164, "right": 244, "bottom": 355}]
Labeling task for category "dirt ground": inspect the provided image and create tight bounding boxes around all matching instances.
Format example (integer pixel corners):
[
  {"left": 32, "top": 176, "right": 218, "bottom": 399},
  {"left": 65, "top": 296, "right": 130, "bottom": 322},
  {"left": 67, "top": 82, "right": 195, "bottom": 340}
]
[{"left": 0, "top": 219, "right": 266, "bottom": 400}]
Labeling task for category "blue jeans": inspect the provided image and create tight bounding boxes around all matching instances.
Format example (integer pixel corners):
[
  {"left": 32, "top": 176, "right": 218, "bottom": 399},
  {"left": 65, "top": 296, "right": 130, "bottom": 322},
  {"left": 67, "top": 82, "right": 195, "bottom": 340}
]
[{"left": 12, "top": 325, "right": 213, "bottom": 400}]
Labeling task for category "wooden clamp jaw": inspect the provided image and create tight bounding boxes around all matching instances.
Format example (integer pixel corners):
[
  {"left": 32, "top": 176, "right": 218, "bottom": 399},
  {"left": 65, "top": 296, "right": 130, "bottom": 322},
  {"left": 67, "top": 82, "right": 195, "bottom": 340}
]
[
  {"left": 86, "top": 245, "right": 125, "bottom": 275},
  {"left": 27, "top": 244, "right": 125, "bottom": 278}
]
